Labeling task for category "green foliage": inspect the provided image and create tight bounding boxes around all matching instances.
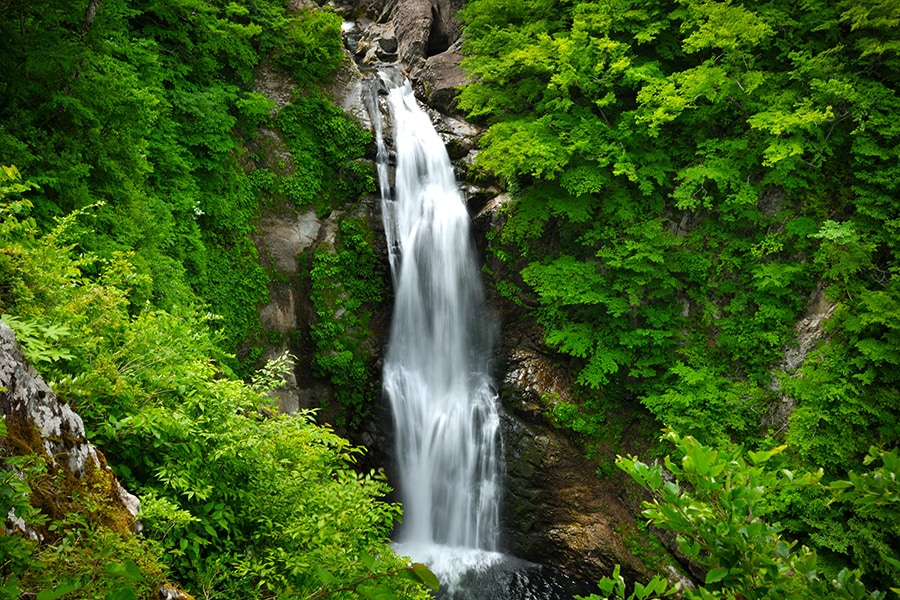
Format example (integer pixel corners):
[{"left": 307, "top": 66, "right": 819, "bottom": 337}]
[
  {"left": 825, "top": 448, "right": 900, "bottom": 586},
  {"left": 0, "top": 0, "right": 362, "bottom": 367},
  {"left": 1, "top": 180, "right": 430, "bottom": 599},
  {"left": 310, "top": 219, "right": 387, "bottom": 425},
  {"left": 783, "top": 272, "right": 900, "bottom": 480},
  {"left": 273, "top": 9, "right": 345, "bottom": 85},
  {"left": 583, "top": 564, "right": 677, "bottom": 600},
  {"left": 0, "top": 0, "right": 418, "bottom": 594},
  {"left": 0, "top": 314, "right": 74, "bottom": 364},
  {"left": 2, "top": 414, "right": 165, "bottom": 599},
  {"left": 277, "top": 94, "right": 375, "bottom": 215},
  {"left": 309, "top": 557, "right": 440, "bottom": 600},
  {"left": 461, "top": 0, "right": 900, "bottom": 580},
  {"left": 641, "top": 364, "right": 770, "bottom": 447},
  {"left": 583, "top": 429, "right": 888, "bottom": 599},
  {"left": 0, "top": 421, "right": 45, "bottom": 579}
]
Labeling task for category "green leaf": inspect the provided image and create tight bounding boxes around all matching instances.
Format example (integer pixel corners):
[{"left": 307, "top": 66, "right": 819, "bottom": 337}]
[
  {"left": 355, "top": 585, "right": 397, "bottom": 600},
  {"left": 410, "top": 563, "right": 440, "bottom": 591},
  {"left": 316, "top": 567, "right": 338, "bottom": 585},
  {"left": 37, "top": 582, "right": 81, "bottom": 600},
  {"left": 106, "top": 561, "right": 142, "bottom": 582},
  {"left": 360, "top": 550, "right": 376, "bottom": 569},
  {"left": 705, "top": 567, "right": 729, "bottom": 584},
  {"left": 747, "top": 445, "right": 786, "bottom": 465}
]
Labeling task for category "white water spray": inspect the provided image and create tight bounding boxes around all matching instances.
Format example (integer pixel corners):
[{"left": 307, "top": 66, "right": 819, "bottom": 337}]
[{"left": 368, "top": 70, "right": 503, "bottom": 575}]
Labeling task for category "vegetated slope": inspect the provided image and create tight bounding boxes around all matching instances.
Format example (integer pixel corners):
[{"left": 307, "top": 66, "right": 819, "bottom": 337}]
[
  {"left": 1, "top": 1, "right": 434, "bottom": 598},
  {"left": 459, "top": 0, "right": 900, "bottom": 587},
  {"left": 0, "top": 0, "right": 372, "bottom": 370}
]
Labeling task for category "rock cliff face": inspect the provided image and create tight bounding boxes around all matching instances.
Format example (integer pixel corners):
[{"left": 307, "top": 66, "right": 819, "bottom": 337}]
[
  {"left": 255, "top": 0, "right": 683, "bottom": 585},
  {"left": 499, "top": 347, "right": 655, "bottom": 583},
  {"left": 0, "top": 320, "right": 140, "bottom": 538},
  {"left": 336, "top": 0, "right": 471, "bottom": 116}
]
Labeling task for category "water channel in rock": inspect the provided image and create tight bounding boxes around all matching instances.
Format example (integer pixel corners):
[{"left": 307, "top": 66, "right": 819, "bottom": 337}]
[{"left": 368, "top": 69, "right": 598, "bottom": 600}]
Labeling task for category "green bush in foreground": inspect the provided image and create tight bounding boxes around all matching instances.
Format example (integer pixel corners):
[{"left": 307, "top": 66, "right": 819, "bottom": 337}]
[
  {"left": 583, "top": 429, "right": 897, "bottom": 600},
  {"left": 1, "top": 166, "right": 432, "bottom": 599}
]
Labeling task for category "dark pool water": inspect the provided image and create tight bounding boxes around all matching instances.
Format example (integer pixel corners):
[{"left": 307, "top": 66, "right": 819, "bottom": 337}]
[{"left": 394, "top": 544, "right": 598, "bottom": 600}]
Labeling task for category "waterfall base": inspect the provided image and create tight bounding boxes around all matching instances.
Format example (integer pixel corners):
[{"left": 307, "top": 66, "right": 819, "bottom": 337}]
[{"left": 393, "top": 543, "right": 598, "bottom": 600}]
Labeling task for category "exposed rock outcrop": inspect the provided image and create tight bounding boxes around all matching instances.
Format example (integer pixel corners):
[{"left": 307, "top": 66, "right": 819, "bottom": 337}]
[
  {"left": 252, "top": 198, "right": 388, "bottom": 416},
  {"left": 764, "top": 283, "right": 837, "bottom": 435},
  {"left": 415, "top": 37, "right": 467, "bottom": 115},
  {"left": 336, "top": 0, "right": 469, "bottom": 114},
  {"left": 0, "top": 320, "right": 140, "bottom": 537},
  {"left": 500, "top": 348, "right": 655, "bottom": 584}
]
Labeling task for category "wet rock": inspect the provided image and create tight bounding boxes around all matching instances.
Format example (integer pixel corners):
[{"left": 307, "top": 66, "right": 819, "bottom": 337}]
[
  {"left": 499, "top": 348, "right": 654, "bottom": 584},
  {"left": 392, "top": 0, "right": 434, "bottom": 68},
  {"left": 427, "top": 104, "right": 479, "bottom": 166},
  {"left": 251, "top": 196, "right": 390, "bottom": 418},
  {"left": 351, "top": 21, "right": 399, "bottom": 66},
  {"left": 378, "top": 37, "right": 398, "bottom": 54},
  {"left": 340, "top": 0, "right": 465, "bottom": 85},
  {"left": 329, "top": 50, "right": 376, "bottom": 132},
  {"left": 416, "top": 38, "right": 467, "bottom": 114}
]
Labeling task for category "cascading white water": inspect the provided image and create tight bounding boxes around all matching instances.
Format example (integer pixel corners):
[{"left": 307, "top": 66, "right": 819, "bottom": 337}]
[
  {"left": 363, "top": 67, "right": 600, "bottom": 600},
  {"left": 368, "top": 69, "right": 503, "bottom": 579}
]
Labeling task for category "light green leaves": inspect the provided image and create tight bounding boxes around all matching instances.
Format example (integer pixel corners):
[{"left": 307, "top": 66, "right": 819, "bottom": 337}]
[
  {"left": 832, "top": 447, "right": 900, "bottom": 506},
  {"left": 747, "top": 444, "right": 787, "bottom": 465},
  {"left": 703, "top": 566, "right": 729, "bottom": 584},
  {"left": 309, "top": 557, "right": 438, "bottom": 599},
  {"left": 0, "top": 314, "right": 74, "bottom": 364},
  {"left": 678, "top": 0, "right": 775, "bottom": 55},
  {"left": 477, "top": 117, "right": 575, "bottom": 179},
  {"left": 404, "top": 563, "right": 441, "bottom": 591},
  {"left": 584, "top": 563, "right": 679, "bottom": 600}
]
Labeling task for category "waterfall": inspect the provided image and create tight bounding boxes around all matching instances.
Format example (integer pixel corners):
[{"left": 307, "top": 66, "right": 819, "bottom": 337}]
[
  {"left": 363, "top": 68, "right": 600, "bottom": 600},
  {"left": 368, "top": 69, "right": 503, "bottom": 575}
]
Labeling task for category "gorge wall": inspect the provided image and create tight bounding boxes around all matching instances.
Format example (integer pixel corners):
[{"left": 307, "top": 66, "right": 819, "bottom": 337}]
[{"left": 249, "top": 0, "right": 684, "bottom": 585}]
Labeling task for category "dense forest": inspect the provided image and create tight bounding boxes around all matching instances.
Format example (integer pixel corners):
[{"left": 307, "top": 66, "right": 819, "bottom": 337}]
[
  {"left": 0, "top": 0, "right": 432, "bottom": 598},
  {"left": 458, "top": 0, "right": 900, "bottom": 596},
  {"left": 1, "top": 0, "right": 899, "bottom": 598}
]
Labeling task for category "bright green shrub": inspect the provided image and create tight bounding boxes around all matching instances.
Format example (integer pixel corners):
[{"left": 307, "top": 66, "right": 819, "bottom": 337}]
[
  {"left": 273, "top": 9, "right": 345, "bottom": 85},
  {"left": 584, "top": 430, "right": 891, "bottom": 600},
  {"left": 0, "top": 0, "right": 364, "bottom": 367},
  {"left": 460, "top": 0, "right": 900, "bottom": 582},
  {"left": 277, "top": 94, "right": 375, "bottom": 215},
  {"left": 1, "top": 172, "right": 431, "bottom": 599}
]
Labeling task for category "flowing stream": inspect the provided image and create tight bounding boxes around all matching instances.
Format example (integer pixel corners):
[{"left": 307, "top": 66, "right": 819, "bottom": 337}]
[{"left": 368, "top": 69, "right": 597, "bottom": 599}]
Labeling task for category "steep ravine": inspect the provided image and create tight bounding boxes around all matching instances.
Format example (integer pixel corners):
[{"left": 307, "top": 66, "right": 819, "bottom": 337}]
[{"left": 249, "top": 0, "right": 686, "bottom": 587}]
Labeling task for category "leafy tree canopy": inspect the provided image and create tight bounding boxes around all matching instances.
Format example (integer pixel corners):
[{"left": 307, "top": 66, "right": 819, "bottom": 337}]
[
  {"left": 0, "top": 0, "right": 367, "bottom": 369},
  {"left": 460, "top": 0, "right": 900, "bottom": 585}
]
